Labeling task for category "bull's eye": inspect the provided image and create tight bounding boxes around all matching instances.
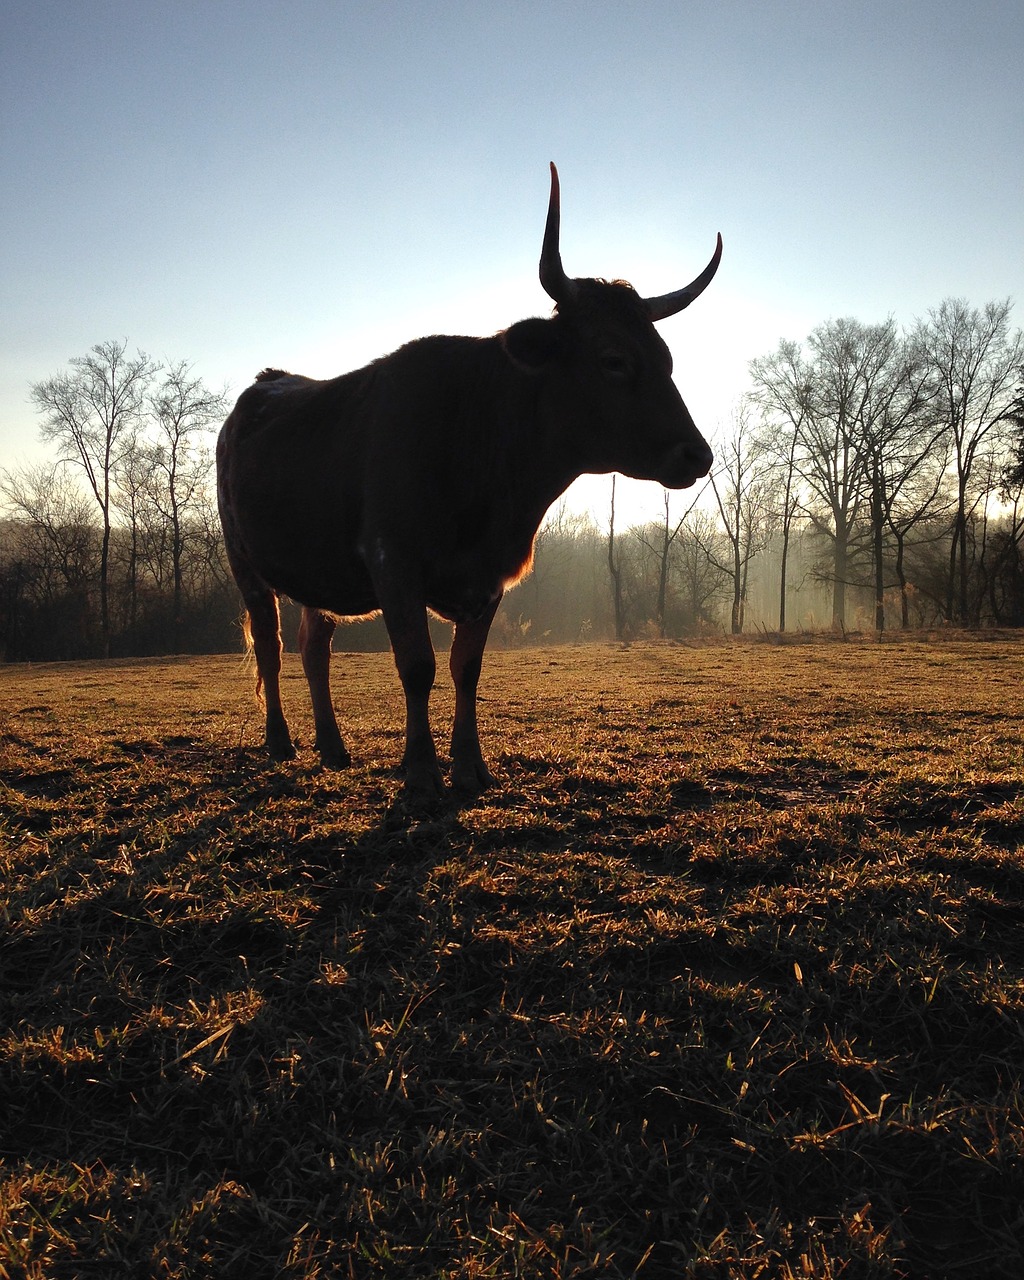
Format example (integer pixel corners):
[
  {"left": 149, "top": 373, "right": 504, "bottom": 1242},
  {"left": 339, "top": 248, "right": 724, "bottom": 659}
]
[{"left": 599, "top": 352, "right": 633, "bottom": 382}]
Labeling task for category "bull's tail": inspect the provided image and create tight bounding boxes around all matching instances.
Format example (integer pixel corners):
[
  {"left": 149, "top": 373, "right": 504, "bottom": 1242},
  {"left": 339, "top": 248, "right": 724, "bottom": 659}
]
[{"left": 240, "top": 610, "right": 265, "bottom": 705}]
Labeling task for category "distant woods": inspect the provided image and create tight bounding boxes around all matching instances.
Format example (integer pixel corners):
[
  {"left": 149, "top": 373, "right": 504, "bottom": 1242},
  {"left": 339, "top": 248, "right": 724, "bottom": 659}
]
[
  {"left": 747, "top": 300, "right": 1023, "bottom": 633},
  {"left": 3, "top": 305, "right": 1023, "bottom": 662},
  {"left": 2, "top": 341, "right": 233, "bottom": 661}
]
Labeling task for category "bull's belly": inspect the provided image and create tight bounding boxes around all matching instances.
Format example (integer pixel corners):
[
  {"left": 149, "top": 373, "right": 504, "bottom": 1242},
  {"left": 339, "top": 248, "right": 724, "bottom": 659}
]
[
  {"left": 234, "top": 500, "right": 377, "bottom": 614},
  {"left": 239, "top": 521, "right": 513, "bottom": 625},
  {"left": 265, "top": 570, "right": 500, "bottom": 626},
  {"left": 257, "top": 554, "right": 379, "bottom": 618},
  {"left": 426, "top": 595, "right": 501, "bottom": 625},
  {"left": 424, "top": 565, "right": 506, "bottom": 625}
]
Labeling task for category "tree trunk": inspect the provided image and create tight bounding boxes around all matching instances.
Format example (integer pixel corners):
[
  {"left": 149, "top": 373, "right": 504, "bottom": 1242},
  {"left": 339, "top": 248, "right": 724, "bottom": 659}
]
[
  {"left": 893, "top": 531, "right": 910, "bottom": 628},
  {"left": 871, "top": 466, "right": 885, "bottom": 634},
  {"left": 832, "top": 526, "right": 848, "bottom": 629},
  {"left": 172, "top": 506, "right": 184, "bottom": 653},
  {"left": 731, "top": 537, "right": 742, "bottom": 634},
  {"left": 99, "top": 519, "right": 111, "bottom": 658},
  {"left": 607, "top": 476, "right": 625, "bottom": 641},
  {"left": 654, "top": 498, "right": 670, "bottom": 637}
]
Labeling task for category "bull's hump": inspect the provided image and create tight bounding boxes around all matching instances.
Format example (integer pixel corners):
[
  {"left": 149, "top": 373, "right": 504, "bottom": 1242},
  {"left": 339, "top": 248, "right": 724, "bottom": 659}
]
[
  {"left": 239, "top": 371, "right": 319, "bottom": 420},
  {"left": 252, "top": 369, "right": 313, "bottom": 391}
]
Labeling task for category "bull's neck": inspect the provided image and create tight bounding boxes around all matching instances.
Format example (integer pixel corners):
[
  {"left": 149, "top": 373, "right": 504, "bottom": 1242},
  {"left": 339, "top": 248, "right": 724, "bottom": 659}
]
[{"left": 501, "top": 383, "right": 583, "bottom": 544}]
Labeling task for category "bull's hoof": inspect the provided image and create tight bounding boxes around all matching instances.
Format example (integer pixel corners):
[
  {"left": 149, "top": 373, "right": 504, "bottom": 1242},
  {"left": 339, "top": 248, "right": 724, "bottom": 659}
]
[
  {"left": 314, "top": 729, "right": 350, "bottom": 770},
  {"left": 451, "top": 755, "right": 496, "bottom": 793},
  {"left": 267, "top": 738, "right": 297, "bottom": 762},
  {"left": 398, "top": 762, "right": 446, "bottom": 808}
]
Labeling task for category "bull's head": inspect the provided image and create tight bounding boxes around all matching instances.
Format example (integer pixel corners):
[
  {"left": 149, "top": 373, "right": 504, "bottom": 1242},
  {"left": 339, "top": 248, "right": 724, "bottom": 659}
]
[{"left": 504, "top": 162, "right": 720, "bottom": 489}]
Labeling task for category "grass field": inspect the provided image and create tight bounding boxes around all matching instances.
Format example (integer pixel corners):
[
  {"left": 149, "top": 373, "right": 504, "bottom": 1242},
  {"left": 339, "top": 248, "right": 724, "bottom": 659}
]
[{"left": 1, "top": 636, "right": 1023, "bottom": 1277}]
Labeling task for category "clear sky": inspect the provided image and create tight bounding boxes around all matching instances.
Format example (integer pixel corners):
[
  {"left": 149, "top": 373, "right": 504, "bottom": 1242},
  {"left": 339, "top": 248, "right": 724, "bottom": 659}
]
[{"left": 2, "top": 0, "right": 1022, "bottom": 525}]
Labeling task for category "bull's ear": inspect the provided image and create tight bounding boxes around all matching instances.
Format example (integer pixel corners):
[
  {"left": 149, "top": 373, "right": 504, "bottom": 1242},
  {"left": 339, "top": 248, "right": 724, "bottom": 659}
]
[{"left": 502, "top": 317, "right": 562, "bottom": 371}]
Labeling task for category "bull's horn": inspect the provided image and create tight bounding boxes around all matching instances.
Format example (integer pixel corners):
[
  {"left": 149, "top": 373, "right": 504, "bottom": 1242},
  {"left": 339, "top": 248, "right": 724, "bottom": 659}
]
[
  {"left": 539, "top": 162, "right": 576, "bottom": 304},
  {"left": 644, "top": 233, "right": 723, "bottom": 321}
]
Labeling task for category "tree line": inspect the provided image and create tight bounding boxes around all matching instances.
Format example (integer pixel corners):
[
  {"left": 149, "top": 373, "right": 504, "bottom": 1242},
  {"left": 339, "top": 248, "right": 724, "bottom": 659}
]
[
  {"left": 1, "top": 342, "right": 234, "bottom": 661},
  {"left": 2, "top": 304, "right": 1022, "bottom": 662},
  {"left": 747, "top": 299, "right": 1023, "bottom": 632}
]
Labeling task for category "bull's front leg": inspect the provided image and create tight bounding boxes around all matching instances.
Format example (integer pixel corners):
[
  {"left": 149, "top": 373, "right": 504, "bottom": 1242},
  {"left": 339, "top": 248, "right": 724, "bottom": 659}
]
[
  {"left": 379, "top": 594, "right": 444, "bottom": 800},
  {"left": 449, "top": 597, "right": 501, "bottom": 792}
]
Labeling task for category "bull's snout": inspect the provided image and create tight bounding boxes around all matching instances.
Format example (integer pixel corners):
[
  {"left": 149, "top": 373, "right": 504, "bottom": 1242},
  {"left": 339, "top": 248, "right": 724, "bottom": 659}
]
[{"left": 658, "top": 438, "right": 713, "bottom": 489}]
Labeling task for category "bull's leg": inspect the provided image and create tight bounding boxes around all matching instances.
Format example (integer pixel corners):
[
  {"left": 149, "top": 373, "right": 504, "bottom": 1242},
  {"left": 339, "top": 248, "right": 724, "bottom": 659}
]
[
  {"left": 246, "top": 590, "right": 296, "bottom": 761},
  {"left": 449, "top": 599, "right": 500, "bottom": 791},
  {"left": 298, "top": 607, "right": 350, "bottom": 769},
  {"left": 379, "top": 599, "right": 443, "bottom": 799}
]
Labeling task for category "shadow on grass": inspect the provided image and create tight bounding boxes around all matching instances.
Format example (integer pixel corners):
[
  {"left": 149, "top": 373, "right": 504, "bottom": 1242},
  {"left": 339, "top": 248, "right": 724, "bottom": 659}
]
[{"left": 3, "top": 732, "right": 1024, "bottom": 1274}]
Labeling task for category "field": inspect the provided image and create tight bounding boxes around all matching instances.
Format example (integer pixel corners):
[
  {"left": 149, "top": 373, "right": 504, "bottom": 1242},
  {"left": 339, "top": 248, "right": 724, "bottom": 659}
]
[{"left": 1, "top": 636, "right": 1023, "bottom": 1278}]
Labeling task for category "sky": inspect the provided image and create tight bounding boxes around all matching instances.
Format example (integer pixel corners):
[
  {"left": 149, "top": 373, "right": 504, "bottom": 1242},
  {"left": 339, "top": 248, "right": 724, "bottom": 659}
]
[{"left": 2, "top": 0, "right": 1022, "bottom": 527}]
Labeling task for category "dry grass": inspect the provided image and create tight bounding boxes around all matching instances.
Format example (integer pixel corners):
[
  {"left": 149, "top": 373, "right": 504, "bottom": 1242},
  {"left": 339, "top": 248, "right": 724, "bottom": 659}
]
[{"left": 1, "top": 635, "right": 1023, "bottom": 1277}]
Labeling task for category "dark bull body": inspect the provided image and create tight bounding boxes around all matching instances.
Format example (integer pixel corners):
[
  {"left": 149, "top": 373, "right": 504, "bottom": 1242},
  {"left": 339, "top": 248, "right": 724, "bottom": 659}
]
[{"left": 216, "top": 164, "right": 720, "bottom": 796}]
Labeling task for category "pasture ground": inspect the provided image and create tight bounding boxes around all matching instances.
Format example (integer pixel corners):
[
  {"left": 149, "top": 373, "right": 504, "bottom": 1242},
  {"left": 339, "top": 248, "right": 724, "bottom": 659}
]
[{"left": 1, "top": 636, "right": 1023, "bottom": 1278}]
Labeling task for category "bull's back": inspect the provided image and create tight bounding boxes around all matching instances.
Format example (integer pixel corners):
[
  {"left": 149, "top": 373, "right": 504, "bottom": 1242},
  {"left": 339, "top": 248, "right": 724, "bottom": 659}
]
[
  {"left": 217, "top": 372, "right": 377, "bottom": 613},
  {"left": 217, "top": 334, "right": 529, "bottom": 614}
]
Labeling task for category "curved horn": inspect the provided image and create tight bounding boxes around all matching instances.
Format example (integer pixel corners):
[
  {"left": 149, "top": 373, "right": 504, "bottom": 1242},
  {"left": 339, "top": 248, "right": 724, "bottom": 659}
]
[
  {"left": 539, "top": 162, "right": 576, "bottom": 304},
  {"left": 644, "top": 233, "right": 723, "bottom": 322}
]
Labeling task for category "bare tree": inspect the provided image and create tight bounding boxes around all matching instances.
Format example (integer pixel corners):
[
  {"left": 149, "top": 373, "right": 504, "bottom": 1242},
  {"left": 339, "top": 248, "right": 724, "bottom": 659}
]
[
  {"left": 852, "top": 325, "right": 941, "bottom": 632},
  {"left": 749, "top": 398, "right": 803, "bottom": 632},
  {"left": 145, "top": 362, "right": 228, "bottom": 649},
  {"left": 0, "top": 464, "right": 99, "bottom": 657},
  {"left": 802, "top": 319, "right": 892, "bottom": 627},
  {"left": 112, "top": 435, "right": 152, "bottom": 638},
  {"left": 524, "top": 500, "right": 606, "bottom": 642},
  {"left": 708, "top": 409, "right": 780, "bottom": 633},
  {"left": 1, "top": 463, "right": 98, "bottom": 589},
  {"left": 633, "top": 484, "right": 708, "bottom": 636},
  {"left": 749, "top": 332, "right": 872, "bottom": 628},
  {"left": 675, "top": 510, "right": 730, "bottom": 630},
  {"left": 1002, "top": 368, "right": 1024, "bottom": 490},
  {"left": 920, "top": 299, "right": 1023, "bottom": 623},
  {"left": 986, "top": 462, "right": 1024, "bottom": 624},
  {"left": 607, "top": 475, "right": 626, "bottom": 640},
  {"left": 882, "top": 442, "right": 950, "bottom": 629},
  {"left": 751, "top": 319, "right": 948, "bottom": 630},
  {"left": 30, "top": 340, "right": 157, "bottom": 654}
]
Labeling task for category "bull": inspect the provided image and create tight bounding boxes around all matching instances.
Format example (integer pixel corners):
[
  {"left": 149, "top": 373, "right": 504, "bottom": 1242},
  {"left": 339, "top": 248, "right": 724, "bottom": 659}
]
[{"left": 216, "top": 164, "right": 720, "bottom": 797}]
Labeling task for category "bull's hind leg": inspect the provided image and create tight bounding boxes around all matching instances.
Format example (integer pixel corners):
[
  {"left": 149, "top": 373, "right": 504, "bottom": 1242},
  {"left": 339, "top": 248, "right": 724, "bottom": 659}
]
[
  {"left": 298, "top": 607, "right": 350, "bottom": 768},
  {"left": 449, "top": 598, "right": 500, "bottom": 791},
  {"left": 246, "top": 589, "right": 296, "bottom": 761}
]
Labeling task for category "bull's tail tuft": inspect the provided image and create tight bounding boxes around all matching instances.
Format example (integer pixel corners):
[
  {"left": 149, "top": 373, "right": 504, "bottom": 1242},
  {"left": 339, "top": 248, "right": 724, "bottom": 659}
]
[{"left": 240, "top": 611, "right": 265, "bottom": 705}]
